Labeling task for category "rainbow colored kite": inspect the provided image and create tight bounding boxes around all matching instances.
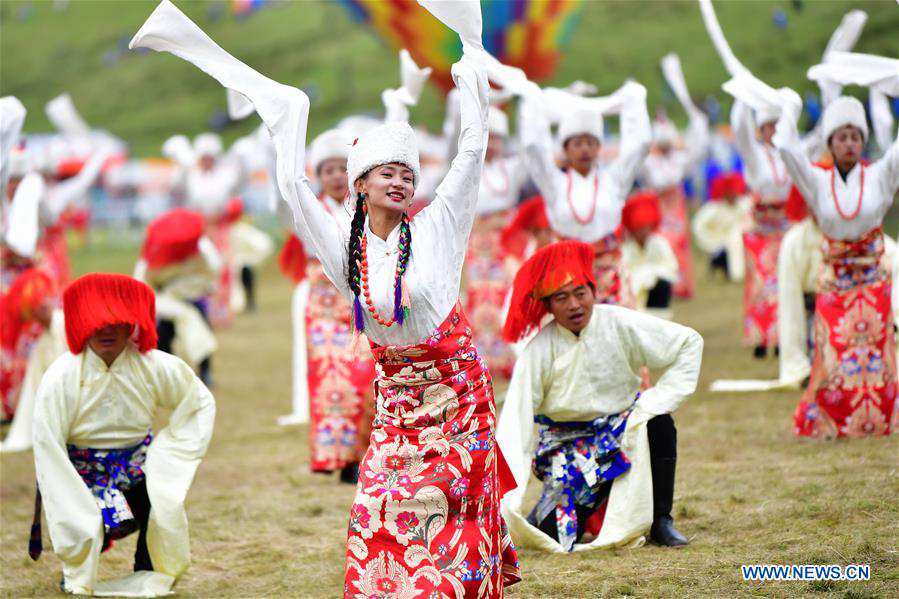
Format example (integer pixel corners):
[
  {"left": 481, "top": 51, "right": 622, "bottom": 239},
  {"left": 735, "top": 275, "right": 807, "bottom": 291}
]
[{"left": 341, "top": 0, "right": 583, "bottom": 92}]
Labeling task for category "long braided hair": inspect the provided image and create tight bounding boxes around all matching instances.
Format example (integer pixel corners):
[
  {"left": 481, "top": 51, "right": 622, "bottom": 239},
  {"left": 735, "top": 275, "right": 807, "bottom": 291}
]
[{"left": 346, "top": 175, "right": 413, "bottom": 332}]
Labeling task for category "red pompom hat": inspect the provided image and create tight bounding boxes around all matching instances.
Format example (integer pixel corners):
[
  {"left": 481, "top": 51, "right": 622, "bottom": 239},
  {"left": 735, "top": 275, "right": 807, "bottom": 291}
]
[
  {"left": 0, "top": 268, "right": 55, "bottom": 350},
  {"left": 503, "top": 240, "right": 596, "bottom": 343},
  {"left": 622, "top": 191, "right": 661, "bottom": 233},
  {"left": 63, "top": 273, "right": 157, "bottom": 354},
  {"left": 500, "top": 195, "right": 550, "bottom": 260},
  {"left": 708, "top": 172, "right": 746, "bottom": 201},
  {"left": 278, "top": 234, "right": 309, "bottom": 284},
  {"left": 140, "top": 208, "right": 205, "bottom": 269}
]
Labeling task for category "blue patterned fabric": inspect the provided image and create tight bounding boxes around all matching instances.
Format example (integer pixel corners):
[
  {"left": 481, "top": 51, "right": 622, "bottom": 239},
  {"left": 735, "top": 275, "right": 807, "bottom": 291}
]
[
  {"left": 67, "top": 434, "right": 152, "bottom": 539},
  {"left": 528, "top": 403, "right": 634, "bottom": 551}
]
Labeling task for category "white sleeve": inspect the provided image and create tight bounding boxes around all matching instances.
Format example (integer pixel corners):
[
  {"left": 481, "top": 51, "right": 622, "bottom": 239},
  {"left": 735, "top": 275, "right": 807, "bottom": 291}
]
[
  {"left": 773, "top": 101, "right": 821, "bottom": 218},
  {"left": 133, "top": 258, "right": 148, "bottom": 282},
  {"left": 143, "top": 351, "right": 216, "bottom": 579},
  {"left": 616, "top": 308, "right": 703, "bottom": 417},
  {"left": 730, "top": 101, "right": 762, "bottom": 179},
  {"left": 691, "top": 204, "right": 721, "bottom": 254},
  {"left": 33, "top": 355, "right": 104, "bottom": 595},
  {"left": 605, "top": 84, "right": 652, "bottom": 197},
  {"left": 44, "top": 148, "right": 110, "bottom": 221},
  {"left": 519, "top": 94, "right": 561, "bottom": 210},
  {"left": 412, "top": 54, "right": 488, "bottom": 284},
  {"left": 682, "top": 108, "right": 710, "bottom": 171},
  {"left": 198, "top": 235, "right": 223, "bottom": 274},
  {"left": 876, "top": 135, "right": 899, "bottom": 198}
]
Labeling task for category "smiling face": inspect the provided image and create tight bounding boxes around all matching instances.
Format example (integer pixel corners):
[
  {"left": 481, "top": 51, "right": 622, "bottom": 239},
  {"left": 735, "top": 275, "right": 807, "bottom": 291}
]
[
  {"left": 828, "top": 125, "right": 864, "bottom": 173},
  {"left": 318, "top": 157, "right": 349, "bottom": 202},
  {"left": 563, "top": 134, "right": 600, "bottom": 176},
  {"left": 545, "top": 282, "right": 595, "bottom": 335},
  {"left": 87, "top": 323, "right": 132, "bottom": 366},
  {"left": 355, "top": 163, "right": 415, "bottom": 214}
]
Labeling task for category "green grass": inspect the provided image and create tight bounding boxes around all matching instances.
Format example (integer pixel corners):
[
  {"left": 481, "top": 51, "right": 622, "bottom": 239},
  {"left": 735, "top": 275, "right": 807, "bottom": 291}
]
[
  {"left": 2, "top": 0, "right": 898, "bottom": 156},
  {"left": 1, "top": 228, "right": 897, "bottom": 597}
]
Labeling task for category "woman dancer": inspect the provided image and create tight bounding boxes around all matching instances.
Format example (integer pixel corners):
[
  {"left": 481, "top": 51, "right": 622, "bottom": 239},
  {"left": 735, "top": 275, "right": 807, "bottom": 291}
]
[
  {"left": 130, "top": 1, "right": 520, "bottom": 594},
  {"left": 775, "top": 94, "right": 898, "bottom": 437}
]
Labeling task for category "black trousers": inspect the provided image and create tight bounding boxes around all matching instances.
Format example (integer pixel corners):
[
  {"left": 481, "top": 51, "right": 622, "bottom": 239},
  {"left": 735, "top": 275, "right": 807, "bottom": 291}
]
[
  {"left": 156, "top": 309, "right": 212, "bottom": 385},
  {"left": 646, "top": 280, "right": 673, "bottom": 310},
  {"left": 535, "top": 413, "right": 678, "bottom": 543},
  {"left": 710, "top": 249, "right": 729, "bottom": 275},
  {"left": 100, "top": 481, "right": 153, "bottom": 571}
]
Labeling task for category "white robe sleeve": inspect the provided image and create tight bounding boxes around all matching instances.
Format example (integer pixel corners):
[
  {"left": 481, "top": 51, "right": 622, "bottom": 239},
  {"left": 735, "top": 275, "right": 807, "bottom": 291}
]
[
  {"left": 731, "top": 101, "right": 763, "bottom": 182},
  {"left": 519, "top": 94, "right": 561, "bottom": 211},
  {"left": 604, "top": 84, "right": 652, "bottom": 199},
  {"left": 142, "top": 350, "right": 216, "bottom": 580},
  {"left": 615, "top": 308, "right": 703, "bottom": 420},
  {"left": 32, "top": 354, "right": 104, "bottom": 595},
  {"left": 43, "top": 147, "right": 110, "bottom": 223},
  {"left": 773, "top": 101, "right": 821, "bottom": 217}
]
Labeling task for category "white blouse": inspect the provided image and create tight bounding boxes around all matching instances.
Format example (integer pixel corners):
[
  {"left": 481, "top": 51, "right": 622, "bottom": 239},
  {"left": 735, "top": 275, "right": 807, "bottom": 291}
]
[
  {"left": 476, "top": 155, "right": 528, "bottom": 216},
  {"left": 640, "top": 112, "right": 709, "bottom": 191},
  {"left": 520, "top": 83, "right": 651, "bottom": 242},
  {"left": 185, "top": 162, "right": 241, "bottom": 218},
  {"left": 731, "top": 101, "right": 794, "bottom": 201},
  {"left": 775, "top": 104, "right": 899, "bottom": 240}
]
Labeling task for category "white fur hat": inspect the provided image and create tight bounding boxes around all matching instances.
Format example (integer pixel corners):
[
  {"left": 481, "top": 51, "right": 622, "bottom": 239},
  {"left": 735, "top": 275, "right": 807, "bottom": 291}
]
[
  {"left": 558, "top": 109, "right": 603, "bottom": 147},
  {"left": 488, "top": 106, "right": 509, "bottom": 137},
  {"left": 754, "top": 105, "right": 780, "bottom": 127},
  {"left": 652, "top": 120, "right": 679, "bottom": 145},
  {"left": 822, "top": 96, "right": 868, "bottom": 142},
  {"left": 346, "top": 121, "right": 420, "bottom": 187},
  {"left": 310, "top": 129, "right": 351, "bottom": 173},
  {"left": 194, "top": 132, "right": 223, "bottom": 158},
  {"left": 3, "top": 172, "right": 44, "bottom": 258}
]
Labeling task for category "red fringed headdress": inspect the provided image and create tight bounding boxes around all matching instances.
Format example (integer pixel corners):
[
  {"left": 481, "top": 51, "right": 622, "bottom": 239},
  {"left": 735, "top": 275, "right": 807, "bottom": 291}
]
[
  {"left": 503, "top": 240, "right": 595, "bottom": 343},
  {"left": 622, "top": 191, "right": 661, "bottom": 233},
  {"left": 278, "top": 234, "right": 308, "bottom": 284},
  {"left": 500, "top": 195, "right": 550, "bottom": 260},
  {"left": 63, "top": 273, "right": 157, "bottom": 354},
  {"left": 709, "top": 172, "right": 746, "bottom": 201},
  {"left": 223, "top": 197, "right": 244, "bottom": 224},
  {"left": 140, "top": 208, "right": 205, "bottom": 269},
  {"left": 0, "top": 269, "right": 55, "bottom": 350}
]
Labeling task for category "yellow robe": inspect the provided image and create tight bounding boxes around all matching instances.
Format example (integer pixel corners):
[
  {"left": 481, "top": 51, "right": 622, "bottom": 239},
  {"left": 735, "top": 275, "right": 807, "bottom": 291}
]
[
  {"left": 621, "top": 234, "right": 680, "bottom": 319},
  {"left": 496, "top": 305, "right": 703, "bottom": 553},
  {"left": 32, "top": 345, "right": 215, "bottom": 596}
]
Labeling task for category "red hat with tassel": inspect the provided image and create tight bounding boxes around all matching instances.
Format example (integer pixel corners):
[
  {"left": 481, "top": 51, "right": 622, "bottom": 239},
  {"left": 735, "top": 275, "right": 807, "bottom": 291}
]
[
  {"left": 63, "top": 273, "right": 157, "bottom": 354},
  {"left": 1, "top": 268, "right": 55, "bottom": 350},
  {"left": 500, "top": 195, "right": 550, "bottom": 260},
  {"left": 622, "top": 191, "right": 661, "bottom": 233},
  {"left": 503, "top": 240, "right": 595, "bottom": 343},
  {"left": 709, "top": 171, "right": 746, "bottom": 201},
  {"left": 223, "top": 197, "right": 244, "bottom": 224},
  {"left": 140, "top": 209, "right": 205, "bottom": 269}
]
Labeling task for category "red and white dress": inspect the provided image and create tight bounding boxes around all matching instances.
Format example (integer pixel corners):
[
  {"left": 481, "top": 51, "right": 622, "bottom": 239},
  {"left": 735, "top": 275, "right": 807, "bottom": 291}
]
[
  {"left": 520, "top": 84, "right": 651, "bottom": 308},
  {"left": 777, "top": 113, "right": 899, "bottom": 438}
]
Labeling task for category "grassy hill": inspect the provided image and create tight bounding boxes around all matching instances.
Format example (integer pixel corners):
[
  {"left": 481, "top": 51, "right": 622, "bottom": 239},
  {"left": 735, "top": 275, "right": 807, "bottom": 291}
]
[{"left": 2, "top": 0, "right": 897, "bottom": 157}]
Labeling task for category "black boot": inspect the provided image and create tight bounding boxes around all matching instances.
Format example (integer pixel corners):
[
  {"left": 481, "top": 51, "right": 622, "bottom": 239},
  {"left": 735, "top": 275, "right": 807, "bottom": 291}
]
[
  {"left": 753, "top": 345, "right": 767, "bottom": 359},
  {"left": 339, "top": 462, "right": 360, "bottom": 485},
  {"left": 241, "top": 266, "right": 256, "bottom": 312},
  {"left": 650, "top": 456, "right": 688, "bottom": 547},
  {"left": 199, "top": 358, "right": 213, "bottom": 389}
]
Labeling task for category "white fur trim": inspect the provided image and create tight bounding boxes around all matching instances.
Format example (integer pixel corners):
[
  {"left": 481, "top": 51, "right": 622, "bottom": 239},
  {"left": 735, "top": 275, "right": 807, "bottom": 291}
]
[
  {"left": 822, "top": 95, "right": 868, "bottom": 142},
  {"left": 309, "top": 128, "right": 350, "bottom": 173},
  {"left": 754, "top": 105, "right": 780, "bottom": 127},
  {"left": 194, "top": 132, "right": 223, "bottom": 158},
  {"left": 488, "top": 106, "right": 509, "bottom": 137},
  {"left": 4, "top": 172, "right": 43, "bottom": 258},
  {"left": 558, "top": 109, "right": 603, "bottom": 147},
  {"left": 346, "top": 121, "right": 420, "bottom": 187}
]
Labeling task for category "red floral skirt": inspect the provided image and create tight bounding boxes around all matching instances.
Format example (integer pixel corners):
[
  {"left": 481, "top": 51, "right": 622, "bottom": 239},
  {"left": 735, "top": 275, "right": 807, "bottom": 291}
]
[
  {"left": 464, "top": 212, "right": 516, "bottom": 380},
  {"left": 208, "top": 222, "right": 234, "bottom": 328},
  {"left": 0, "top": 321, "right": 43, "bottom": 419},
  {"left": 344, "top": 305, "right": 520, "bottom": 598},
  {"left": 658, "top": 187, "right": 694, "bottom": 298},
  {"left": 36, "top": 226, "right": 71, "bottom": 289},
  {"left": 305, "top": 263, "right": 375, "bottom": 472},
  {"left": 742, "top": 208, "right": 787, "bottom": 347},
  {"left": 795, "top": 228, "right": 897, "bottom": 438}
]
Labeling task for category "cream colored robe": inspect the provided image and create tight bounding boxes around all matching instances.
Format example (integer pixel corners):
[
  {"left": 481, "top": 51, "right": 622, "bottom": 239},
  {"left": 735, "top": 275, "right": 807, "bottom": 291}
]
[
  {"left": 496, "top": 305, "right": 703, "bottom": 553},
  {"left": 691, "top": 196, "right": 751, "bottom": 281},
  {"left": 621, "top": 234, "right": 680, "bottom": 319},
  {"left": 32, "top": 345, "right": 215, "bottom": 596},
  {"left": 0, "top": 310, "right": 66, "bottom": 453}
]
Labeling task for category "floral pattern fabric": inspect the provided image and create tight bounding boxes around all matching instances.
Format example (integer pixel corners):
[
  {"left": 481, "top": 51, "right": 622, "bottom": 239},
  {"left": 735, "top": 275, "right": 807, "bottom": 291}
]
[
  {"left": 0, "top": 320, "right": 43, "bottom": 419},
  {"left": 658, "top": 187, "right": 694, "bottom": 299},
  {"left": 345, "top": 305, "right": 521, "bottom": 598},
  {"left": 528, "top": 407, "right": 632, "bottom": 552},
  {"left": 743, "top": 199, "right": 788, "bottom": 347},
  {"left": 795, "top": 228, "right": 897, "bottom": 438},
  {"left": 589, "top": 232, "right": 633, "bottom": 308},
  {"left": 208, "top": 222, "right": 234, "bottom": 328},
  {"left": 67, "top": 434, "right": 152, "bottom": 538},
  {"left": 464, "top": 211, "right": 517, "bottom": 381},
  {"left": 306, "top": 262, "right": 376, "bottom": 472}
]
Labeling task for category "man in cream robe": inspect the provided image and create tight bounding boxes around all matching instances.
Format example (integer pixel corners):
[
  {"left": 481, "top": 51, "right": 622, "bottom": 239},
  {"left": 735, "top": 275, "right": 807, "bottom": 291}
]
[
  {"left": 497, "top": 241, "right": 703, "bottom": 553},
  {"left": 32, "top": 273, "right": 215, "bottom": 597}
]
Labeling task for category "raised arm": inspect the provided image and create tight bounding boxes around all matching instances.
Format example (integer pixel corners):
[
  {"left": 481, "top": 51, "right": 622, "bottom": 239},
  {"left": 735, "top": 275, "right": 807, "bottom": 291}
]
[
  {"left": 518, "top": 93, "right": 560, "bottom": 209},
  {"left": 730, "top": 101, "right": 762, "bottom": 177},
  {"left": 682, "top": 107, "right": 710, "bottom": 171},
  {"left": 415, "top": 53, "right": 488, "bottom": 276},
  {"left": 43, "top": 147, "right": 111, "bottom": 222},
  {"left": 32, "top": 356, "right": 104, "bottom": 595},
  {"left": 606, "top": 82, "right": 652, "bottom": 194},
  {"left": 616, "top": 307, "right": 703, "bottom": 421},
  {"left": 773, "top": 96, "right": 821, "bottom": 217}
]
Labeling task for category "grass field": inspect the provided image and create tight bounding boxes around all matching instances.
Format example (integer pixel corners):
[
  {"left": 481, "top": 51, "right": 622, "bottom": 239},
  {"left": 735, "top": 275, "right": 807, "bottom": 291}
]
[
  {"left": 1, "top": 228, "right": 897, "bottom": 598},
  {"left": 2, "top": 0, "right": 898, "bottom": 156}
]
